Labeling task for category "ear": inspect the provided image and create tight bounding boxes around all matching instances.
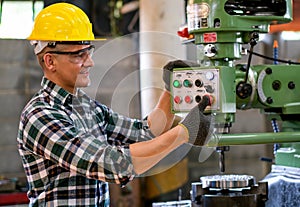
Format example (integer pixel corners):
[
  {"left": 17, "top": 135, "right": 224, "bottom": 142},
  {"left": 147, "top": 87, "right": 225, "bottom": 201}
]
[{"left": 42, "top": 53, "right": 56, "bottom": 72}]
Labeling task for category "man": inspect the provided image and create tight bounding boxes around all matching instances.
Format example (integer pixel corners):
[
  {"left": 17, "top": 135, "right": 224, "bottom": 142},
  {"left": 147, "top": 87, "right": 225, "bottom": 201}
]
[{"left": 17, "top": 3, "right": 212, "bottom": 206}]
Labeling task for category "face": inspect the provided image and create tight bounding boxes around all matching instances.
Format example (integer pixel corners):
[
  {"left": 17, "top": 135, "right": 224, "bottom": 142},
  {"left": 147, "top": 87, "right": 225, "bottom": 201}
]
[{"left": 42, "top": 44, "right": 95, "bottom": 94}]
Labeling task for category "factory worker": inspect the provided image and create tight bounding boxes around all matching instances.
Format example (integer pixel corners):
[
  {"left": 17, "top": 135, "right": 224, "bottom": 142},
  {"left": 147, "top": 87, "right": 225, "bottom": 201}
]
[{"left": 17, "top": 3, "right": 212, "bottom": 207}]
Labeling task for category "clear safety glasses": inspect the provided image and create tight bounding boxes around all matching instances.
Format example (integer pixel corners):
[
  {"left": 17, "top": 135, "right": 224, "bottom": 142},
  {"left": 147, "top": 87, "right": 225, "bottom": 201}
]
[{"left": 46, "top": 45, "right": 95, "bottom": 64}]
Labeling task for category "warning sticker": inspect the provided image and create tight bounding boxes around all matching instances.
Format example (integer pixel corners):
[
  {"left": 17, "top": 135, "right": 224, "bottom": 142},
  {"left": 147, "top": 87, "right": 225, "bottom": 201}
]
[{"left": 203, "top": 32, "right": 217, "bottom": 43}]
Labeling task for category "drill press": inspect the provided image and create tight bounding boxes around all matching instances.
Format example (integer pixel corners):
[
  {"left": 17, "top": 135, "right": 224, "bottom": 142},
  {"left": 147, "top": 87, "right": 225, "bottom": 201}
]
[{"left": 171, "top": 0, "right": 300, "bottom": 206}]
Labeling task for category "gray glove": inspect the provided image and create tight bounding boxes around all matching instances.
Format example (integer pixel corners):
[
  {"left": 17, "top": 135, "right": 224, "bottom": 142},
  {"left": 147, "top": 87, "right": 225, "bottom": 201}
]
[
  {"left": 179, "top": 95, "right": 213, "bottom": 146},
  {"left": 163, "top": 60, "right": 199, "bottom": 91}
]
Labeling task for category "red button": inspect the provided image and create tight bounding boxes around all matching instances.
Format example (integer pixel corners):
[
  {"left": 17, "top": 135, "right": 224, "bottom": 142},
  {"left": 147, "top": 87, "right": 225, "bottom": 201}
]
[
  {"left": 174, "top": 96, "right": 182, "bottom": 104},
  {"left": 184, "top": 95, "right": 193, "bottom": 104}
]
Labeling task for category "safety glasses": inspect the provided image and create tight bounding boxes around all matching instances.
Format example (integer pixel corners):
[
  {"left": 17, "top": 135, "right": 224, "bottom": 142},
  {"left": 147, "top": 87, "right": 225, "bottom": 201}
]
[{"left": 45, "top": 45, "right": 95, "bottom": 64}]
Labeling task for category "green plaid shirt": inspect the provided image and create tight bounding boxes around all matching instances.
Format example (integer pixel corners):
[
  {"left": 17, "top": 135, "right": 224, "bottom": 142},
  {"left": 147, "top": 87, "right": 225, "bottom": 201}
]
[{"left": 17, "top": 77, "right": 154, "bottom": 206}]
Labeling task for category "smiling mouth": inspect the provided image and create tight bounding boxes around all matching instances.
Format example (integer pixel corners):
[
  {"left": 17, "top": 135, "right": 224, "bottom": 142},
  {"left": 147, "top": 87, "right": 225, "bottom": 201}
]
[{"left": 79, "top": 70, "right": 89, "bottom": 75}]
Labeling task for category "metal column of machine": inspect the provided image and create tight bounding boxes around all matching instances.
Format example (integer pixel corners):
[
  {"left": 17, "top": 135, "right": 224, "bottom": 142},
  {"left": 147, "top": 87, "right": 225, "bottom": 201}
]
[{"left": 171, "top": 0, "right": 300, "bottom": 206}]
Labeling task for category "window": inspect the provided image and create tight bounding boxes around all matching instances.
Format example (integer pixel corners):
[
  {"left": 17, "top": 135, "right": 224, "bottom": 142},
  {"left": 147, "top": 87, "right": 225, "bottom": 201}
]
[{"left": 0, "top": 1, "right": 43, "bottom": 39}]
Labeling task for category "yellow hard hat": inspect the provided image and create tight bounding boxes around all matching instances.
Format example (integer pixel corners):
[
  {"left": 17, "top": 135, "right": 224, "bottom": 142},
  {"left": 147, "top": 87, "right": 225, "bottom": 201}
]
[{"left": 28, "top": 2, "right": 94, "bottom": 41}]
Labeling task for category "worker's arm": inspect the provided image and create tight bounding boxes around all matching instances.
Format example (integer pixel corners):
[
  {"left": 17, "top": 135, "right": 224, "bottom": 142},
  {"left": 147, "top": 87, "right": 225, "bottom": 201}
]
[
  {"left": 130, "top": 124, "right": 187, "bottom": 175},
  {"left": 147, "top": 90, "right": 175, "bottom": 136},
  {"left": 130, "top": 96, "right": 212, "bottom": 175}
]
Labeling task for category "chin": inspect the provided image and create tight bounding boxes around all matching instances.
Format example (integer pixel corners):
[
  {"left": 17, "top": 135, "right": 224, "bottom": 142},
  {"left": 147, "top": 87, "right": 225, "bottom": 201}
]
[{"left": 76, "top": 78, "right": 91, "bottom": 88}]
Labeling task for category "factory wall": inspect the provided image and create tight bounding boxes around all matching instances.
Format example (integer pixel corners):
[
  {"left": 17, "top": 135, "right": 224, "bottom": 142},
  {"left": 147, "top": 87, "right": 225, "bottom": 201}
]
[{"left": 0, "top": 39, "right": 40, "bottom": 180}]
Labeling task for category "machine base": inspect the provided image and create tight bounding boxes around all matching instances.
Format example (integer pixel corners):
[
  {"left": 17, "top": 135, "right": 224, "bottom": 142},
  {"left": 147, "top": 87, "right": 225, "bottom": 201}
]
[
  {"left": 191, "top": 174, "right": 268, "bottom": 207},
  {"left": 262, "top": 165, "right": 300, "bottom": 207}
]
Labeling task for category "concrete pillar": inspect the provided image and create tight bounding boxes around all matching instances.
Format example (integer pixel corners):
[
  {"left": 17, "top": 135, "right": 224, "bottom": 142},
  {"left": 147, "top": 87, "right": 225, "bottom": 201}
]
[{"left": 139, "top": 0, "right": 187, "bottom": 117}]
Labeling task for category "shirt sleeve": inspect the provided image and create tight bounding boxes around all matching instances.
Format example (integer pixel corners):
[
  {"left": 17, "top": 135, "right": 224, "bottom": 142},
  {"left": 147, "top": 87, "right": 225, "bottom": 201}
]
[
  {"left": 94, "top": 100, "right": 155, "bottom": 146},
  {"left": 21, "top": 104, "right": 136, "bottom": 184}
]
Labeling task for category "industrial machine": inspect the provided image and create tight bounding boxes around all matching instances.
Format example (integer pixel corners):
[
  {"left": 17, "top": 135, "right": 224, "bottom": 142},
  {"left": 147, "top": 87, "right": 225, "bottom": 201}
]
[
  {"left": 191, "top": 174, "right": 268, "bottom": 207},
  {"left": 171, "top": 0, "right": 300, "bottom": 206}
]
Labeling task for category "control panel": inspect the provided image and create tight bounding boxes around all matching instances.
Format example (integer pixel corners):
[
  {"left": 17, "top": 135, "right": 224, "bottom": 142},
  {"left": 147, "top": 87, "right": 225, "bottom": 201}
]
[{"left": 171, "top": 68, "right": 220, "bottom": 113}]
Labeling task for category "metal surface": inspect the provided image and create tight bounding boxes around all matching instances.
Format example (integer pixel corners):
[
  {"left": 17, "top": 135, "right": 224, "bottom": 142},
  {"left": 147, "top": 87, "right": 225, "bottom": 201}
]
[
  {"left": 191, "top": 175, "right": 268, "bottom": 207},
  {"left": 216, "top": 146, "right": 229, "bottom": 173},
  {"left": 207, "top": 131, "right": 300, "bottom": 146},
  {"left": 171, "top": 68, "right": 220, "bottom": 112},
  {"left": 200, "top": 174, "right": 255, "bottom": 189},
  {"left": 200, "top": 194, "right": 266, "bottom": 207},
  {"left": 152, "top": 200, "right": 191, "bottom": 207}
]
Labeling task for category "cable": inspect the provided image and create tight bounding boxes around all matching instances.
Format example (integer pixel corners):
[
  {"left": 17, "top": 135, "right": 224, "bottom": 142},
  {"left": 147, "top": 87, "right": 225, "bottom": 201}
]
[
  {"left": 242, "top": 47, "right": 300, "bottom": 65},
  {"left": 244, "top": 39, "right": 256, "bottom": 83}
]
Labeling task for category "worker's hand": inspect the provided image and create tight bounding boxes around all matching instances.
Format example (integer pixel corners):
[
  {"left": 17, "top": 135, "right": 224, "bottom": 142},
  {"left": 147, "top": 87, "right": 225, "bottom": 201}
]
[
  {"left": 179, "top": 95, "right": 213, "bottom": 146},
  {"left": 163, "top": 60, "right": 199, "bottom": 91}
]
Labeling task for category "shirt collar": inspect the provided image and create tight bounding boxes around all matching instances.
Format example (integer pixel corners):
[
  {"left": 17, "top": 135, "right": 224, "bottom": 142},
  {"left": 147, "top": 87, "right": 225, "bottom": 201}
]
[{"left": 41, "top": 77, "right": 73, "bottom": 105}]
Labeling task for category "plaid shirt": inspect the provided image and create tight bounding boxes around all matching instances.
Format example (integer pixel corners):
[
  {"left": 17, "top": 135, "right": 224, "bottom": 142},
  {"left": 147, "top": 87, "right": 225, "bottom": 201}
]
[{"left": 17, "top": 77, "right": 154, "bottom": 206}]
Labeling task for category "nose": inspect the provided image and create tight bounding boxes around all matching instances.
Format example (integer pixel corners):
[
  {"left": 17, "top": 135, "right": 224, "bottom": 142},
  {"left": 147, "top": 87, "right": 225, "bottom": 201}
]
[{"left": 83, "top": 54, "right": 94, "bottom": 67}]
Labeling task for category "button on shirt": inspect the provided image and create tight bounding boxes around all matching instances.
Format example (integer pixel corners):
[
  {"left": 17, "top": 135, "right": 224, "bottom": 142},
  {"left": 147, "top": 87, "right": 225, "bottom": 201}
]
[{"left": 17, "top": 77, "right": 154, "bottom": 206}]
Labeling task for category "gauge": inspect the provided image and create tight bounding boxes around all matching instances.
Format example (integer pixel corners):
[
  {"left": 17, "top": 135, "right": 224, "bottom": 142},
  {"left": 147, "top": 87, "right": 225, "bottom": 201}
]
[
  {"left": 205, "top": 71, "right": 214, "bottom": 80},
  {"left": 198, "top": 3, "right": 209, "bottom": 17}
]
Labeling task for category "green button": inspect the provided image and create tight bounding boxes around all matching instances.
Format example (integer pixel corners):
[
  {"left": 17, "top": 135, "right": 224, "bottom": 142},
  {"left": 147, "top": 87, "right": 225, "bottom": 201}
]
[
  {"left": 173, "top": 80, "right": 181, "bottom": 88},
  {"left": 183, "top": 79, "right": 192, "bottom": 87}
]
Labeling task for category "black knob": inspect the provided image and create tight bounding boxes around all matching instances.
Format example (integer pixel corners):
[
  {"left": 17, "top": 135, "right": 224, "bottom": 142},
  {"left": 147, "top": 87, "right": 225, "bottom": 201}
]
[
  {"left": 236, "top": 82, "right": 252, "bottom": 99},
  {"left": 288, "top": 81, "right": 295, "bottom": 89},
  {"left": 195, "top": 95, "right": 202, "bottom": 103},
  {"left": 267, "top": 97, "right": 273, "bottom": 104},
  {"left": 238, "top": 64, "right": 247, "bottom": 72},
  {"left": 210, "top": 47, "right": 217, "bottom": 53},
  {"left": 195, "top": 79, "right": 203, "bottom": 87},
  {"left": 204, "top": 85, "right": 214, "bottom": 93},
  {"left": 272, "top": 80, "right": 281, "bottom": 91},
  {"left": 265, "top": 68, "right": 272, "bottom": 75}
]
